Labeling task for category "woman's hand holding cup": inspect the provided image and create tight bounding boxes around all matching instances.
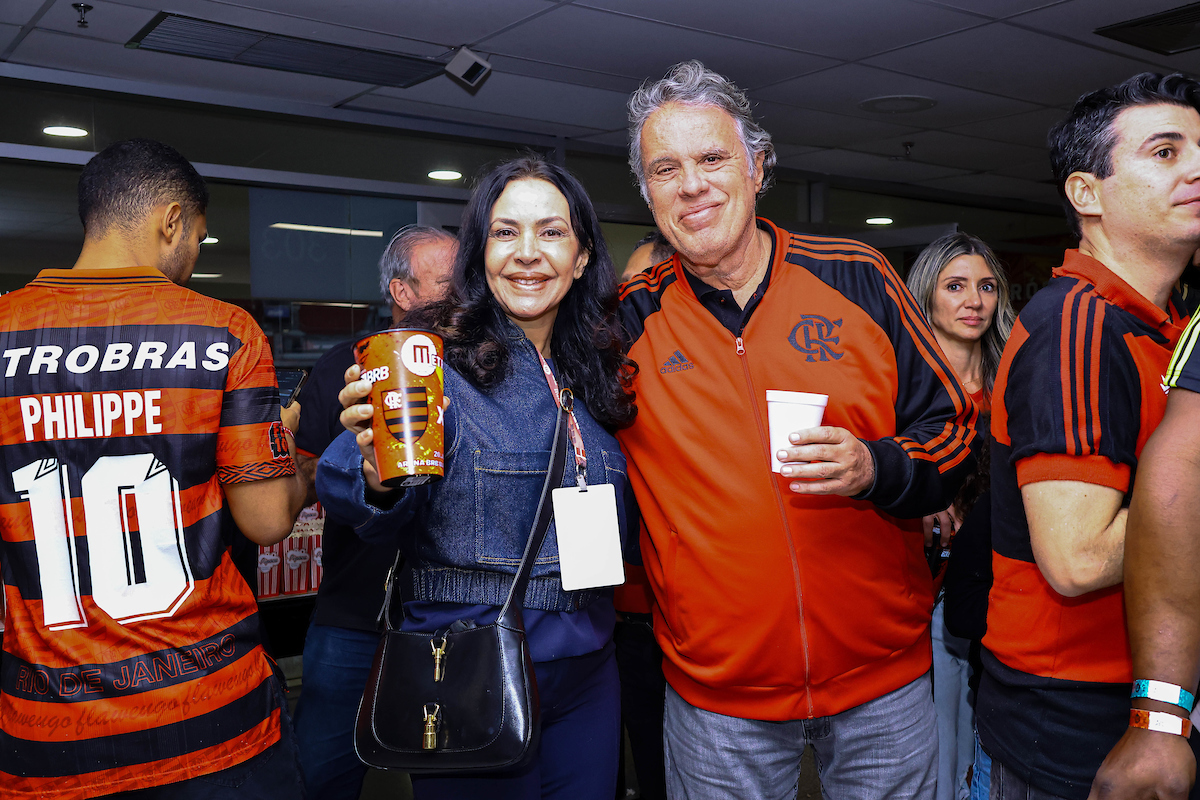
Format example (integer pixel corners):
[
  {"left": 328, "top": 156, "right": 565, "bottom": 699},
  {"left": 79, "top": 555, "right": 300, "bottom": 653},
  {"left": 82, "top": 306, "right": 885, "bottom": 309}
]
[{"left": 339, "top": 363, "right": 389, "bottom": 494}]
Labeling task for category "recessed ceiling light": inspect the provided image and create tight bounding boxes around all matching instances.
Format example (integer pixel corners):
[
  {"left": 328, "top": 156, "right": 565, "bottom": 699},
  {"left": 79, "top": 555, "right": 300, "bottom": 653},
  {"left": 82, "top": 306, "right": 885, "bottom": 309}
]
[
  {"left": 428, "top": 170, "right": 462, "bottom": 181},
  {"left": 866, "top": 217, "right": 894, "bottom": 225},
  {"left": 190, "top": 273, "right": 223, "bottom": 279},
  {"left": 858, "top": 96, "right": 937, "bottom": 114},
  {"left": 43, "top": 125, "right": 88, "bottom": 137},
  {"left": 269, "top": 223, "right": 383, "bottom": 237},
  {"left": 201, "top": 236, "right": 218, "bottom": 244}
]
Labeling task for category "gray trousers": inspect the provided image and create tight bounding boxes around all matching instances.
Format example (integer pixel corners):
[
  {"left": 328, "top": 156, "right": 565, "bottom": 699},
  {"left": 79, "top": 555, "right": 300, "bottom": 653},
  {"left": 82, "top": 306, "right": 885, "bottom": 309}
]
[{"left": 663, "top": 672, "right": 938, "bottom": 800}]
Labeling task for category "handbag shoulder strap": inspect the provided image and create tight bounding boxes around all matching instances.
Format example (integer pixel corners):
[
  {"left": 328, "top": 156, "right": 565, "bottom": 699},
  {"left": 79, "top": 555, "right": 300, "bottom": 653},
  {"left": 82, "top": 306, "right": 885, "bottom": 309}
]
[{"left": 497, "top": 394, "right": 569, "bottom": 630}]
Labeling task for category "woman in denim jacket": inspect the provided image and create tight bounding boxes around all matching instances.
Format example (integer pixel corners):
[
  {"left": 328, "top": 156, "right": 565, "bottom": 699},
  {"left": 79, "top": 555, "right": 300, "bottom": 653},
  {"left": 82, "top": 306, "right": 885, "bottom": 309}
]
[{"left": 317, "top": 157, "right": 637, "bottom": 800}]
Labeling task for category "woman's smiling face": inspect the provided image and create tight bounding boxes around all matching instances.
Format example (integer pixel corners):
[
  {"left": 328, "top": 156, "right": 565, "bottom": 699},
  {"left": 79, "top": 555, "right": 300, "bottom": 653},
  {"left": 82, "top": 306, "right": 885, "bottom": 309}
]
[{"left": 484, "top": 178, "right": 587, "bottom": 339}]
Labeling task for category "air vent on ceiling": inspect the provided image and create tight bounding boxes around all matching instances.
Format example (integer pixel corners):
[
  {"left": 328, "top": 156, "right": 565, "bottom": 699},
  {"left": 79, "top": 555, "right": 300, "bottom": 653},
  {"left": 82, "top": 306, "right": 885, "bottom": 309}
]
[
  {"left": 1096, "top": 2, "right": 1200, "bottom": 55},
  {"left": 127, "top": 12, "right": 447, "bottom": 88}
]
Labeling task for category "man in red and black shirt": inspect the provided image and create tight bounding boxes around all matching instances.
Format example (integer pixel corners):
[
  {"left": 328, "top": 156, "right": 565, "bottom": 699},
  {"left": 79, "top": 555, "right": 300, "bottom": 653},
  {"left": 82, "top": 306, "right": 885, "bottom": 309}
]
[
  {"left": 980, "top": 73, "right": 1200, "bottom": 800},
  {"left": 0, "top": 139, "right": 307, "bottom": 799}
]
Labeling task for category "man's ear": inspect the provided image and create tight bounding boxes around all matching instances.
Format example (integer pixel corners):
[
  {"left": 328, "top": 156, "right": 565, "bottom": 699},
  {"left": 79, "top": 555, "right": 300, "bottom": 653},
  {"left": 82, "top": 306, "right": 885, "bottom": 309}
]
[
  {"left": 1064, "top": 172, "right": 1103, "bottom": 221},
  {"left": 752, "top": 150, "right": 766, "bottom": 195},
  {"left": 390, "top": 279, "right": 416, "bottom": 313},
  {"left": 158, "top": 202, "right": 185, "bottom": 245}
]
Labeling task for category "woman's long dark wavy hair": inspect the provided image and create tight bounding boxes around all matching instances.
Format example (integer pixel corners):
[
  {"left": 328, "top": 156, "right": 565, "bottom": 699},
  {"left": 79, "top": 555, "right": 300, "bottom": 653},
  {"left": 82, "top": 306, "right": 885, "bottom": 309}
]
[{"left": 409, "top": 156, "right": 637, "bottom": 430}]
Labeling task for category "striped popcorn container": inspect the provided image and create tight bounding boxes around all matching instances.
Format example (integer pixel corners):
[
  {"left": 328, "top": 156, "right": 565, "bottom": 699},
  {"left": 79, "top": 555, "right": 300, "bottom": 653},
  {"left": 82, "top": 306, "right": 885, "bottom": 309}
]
[
  {"left": 282, "top": 535, "right": 311, "bottom": 595},
  {"left": 257, "top": 543, "right": 283, "bottom": 598},
  {"left": 308, "top": 533, "right": 323, "bottom": 591}
]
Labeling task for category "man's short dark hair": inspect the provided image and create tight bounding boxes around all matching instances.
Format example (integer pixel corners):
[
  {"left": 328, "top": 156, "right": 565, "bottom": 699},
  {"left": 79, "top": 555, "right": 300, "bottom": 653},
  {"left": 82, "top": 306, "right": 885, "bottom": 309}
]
[
  {"left": 78, "top": 139, "right": 208, "bottom": 239},
  {"left": 1049, "top": 72, "right": 1200, "bottom": 239}
]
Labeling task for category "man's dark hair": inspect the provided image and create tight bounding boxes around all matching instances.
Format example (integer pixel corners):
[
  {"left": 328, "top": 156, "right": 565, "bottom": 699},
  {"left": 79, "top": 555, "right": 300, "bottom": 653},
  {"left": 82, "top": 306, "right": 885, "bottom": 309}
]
[
  {"left": 78, "top": 139, "right": 209, "bottom": 239},
  {"left": 1049, "top": 72, "right": 1200, "bottom": 239}
]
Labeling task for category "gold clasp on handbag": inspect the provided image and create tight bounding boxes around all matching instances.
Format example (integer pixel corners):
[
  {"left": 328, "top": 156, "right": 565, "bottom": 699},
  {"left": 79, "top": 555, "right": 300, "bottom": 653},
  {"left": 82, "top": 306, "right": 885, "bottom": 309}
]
[
  {"left": 422, "top": 703, "right": 440, "bottom": 750},
  {"left": 431, "top": 637, "right": 447, "bottom": 682}
]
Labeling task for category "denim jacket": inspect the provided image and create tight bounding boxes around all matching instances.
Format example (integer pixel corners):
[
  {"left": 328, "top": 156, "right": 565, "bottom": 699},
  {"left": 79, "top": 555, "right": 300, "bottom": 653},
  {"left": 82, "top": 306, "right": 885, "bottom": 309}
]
[{"left": 317, "top": 327, "right": 630, "bottom": 613}]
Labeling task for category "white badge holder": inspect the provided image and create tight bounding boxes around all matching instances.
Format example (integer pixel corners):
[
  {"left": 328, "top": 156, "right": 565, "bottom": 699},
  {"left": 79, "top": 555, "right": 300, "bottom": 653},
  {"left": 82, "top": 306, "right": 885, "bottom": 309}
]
[{"left": 552, "top": 477, "right": 625, "bottom": 592}]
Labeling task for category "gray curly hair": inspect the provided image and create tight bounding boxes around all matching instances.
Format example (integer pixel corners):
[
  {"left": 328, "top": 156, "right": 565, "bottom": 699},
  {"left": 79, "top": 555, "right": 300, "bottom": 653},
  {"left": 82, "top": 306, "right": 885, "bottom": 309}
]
[{"left": 627, "top": 60, "right": 776, "bottom": 203}]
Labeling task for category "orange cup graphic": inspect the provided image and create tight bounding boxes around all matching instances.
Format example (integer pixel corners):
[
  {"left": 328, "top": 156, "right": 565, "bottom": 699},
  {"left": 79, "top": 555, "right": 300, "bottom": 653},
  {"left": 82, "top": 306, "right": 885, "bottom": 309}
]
[{"left": 354, "top": 328, "right": 445, "bottom": 488}]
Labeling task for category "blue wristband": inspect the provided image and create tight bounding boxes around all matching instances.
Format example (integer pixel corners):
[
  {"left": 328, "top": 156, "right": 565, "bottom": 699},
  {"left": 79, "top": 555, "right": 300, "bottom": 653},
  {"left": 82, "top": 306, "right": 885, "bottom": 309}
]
[{"left": 1132, "top": 679, "right": 1196, "bottom": 712}]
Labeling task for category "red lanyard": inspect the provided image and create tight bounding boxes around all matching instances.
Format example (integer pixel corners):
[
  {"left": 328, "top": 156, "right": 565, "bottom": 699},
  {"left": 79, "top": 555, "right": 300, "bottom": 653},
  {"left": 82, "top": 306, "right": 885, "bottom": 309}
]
[{"left": 535, "top": 350, "right": 588, "bottom": 488}]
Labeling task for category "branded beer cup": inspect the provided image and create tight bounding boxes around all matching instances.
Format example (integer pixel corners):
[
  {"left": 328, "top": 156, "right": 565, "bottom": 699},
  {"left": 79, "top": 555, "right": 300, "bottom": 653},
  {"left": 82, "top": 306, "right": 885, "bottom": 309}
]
[{"left": 354, "top": 329, "right": 445, "bottom": 487}]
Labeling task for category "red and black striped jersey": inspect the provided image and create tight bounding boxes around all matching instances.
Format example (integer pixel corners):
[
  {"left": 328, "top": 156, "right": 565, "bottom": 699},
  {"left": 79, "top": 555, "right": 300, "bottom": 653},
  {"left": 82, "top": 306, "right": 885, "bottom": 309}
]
[
  {"left": 980, "top": 249, "right": 1189, "bottom": 799},
  {"left": 0, "top": 266, "right": 295, "bottom": 798}
]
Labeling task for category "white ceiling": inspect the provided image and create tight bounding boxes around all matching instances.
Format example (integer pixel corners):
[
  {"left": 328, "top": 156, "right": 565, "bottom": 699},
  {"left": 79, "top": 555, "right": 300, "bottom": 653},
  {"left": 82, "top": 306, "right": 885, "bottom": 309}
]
[{"left": 1, "top": 0, "right": 1197, "bottom": 208}]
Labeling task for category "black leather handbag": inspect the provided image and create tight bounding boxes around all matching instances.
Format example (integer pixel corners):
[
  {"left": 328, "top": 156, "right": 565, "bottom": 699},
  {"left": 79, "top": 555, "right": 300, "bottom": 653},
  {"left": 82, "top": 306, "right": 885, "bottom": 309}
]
[{"left": 353, "top": 396, "right": 569, "bottom": 773}]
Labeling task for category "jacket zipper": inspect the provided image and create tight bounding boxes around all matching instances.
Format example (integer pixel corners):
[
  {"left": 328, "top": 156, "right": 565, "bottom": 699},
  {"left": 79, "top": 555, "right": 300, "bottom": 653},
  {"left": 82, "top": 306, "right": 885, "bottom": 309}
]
[{"left": 734, "top": 334, "right": 814, "bottom": 716}]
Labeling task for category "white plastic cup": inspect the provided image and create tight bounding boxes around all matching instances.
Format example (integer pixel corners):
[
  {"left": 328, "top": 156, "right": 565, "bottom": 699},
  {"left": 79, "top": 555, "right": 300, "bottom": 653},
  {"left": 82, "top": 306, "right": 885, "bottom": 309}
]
[{"left": 766, "top": 390, "right": 828, "bottom": 473}]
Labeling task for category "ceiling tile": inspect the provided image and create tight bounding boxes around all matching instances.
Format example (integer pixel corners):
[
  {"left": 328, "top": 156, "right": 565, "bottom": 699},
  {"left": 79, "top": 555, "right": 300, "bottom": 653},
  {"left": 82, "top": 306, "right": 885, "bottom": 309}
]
[
  {"left": 779, "top": 148, "right": 970, "bottom": 182},
  {"left": 756, "top": 63, "right": 1042, "bottom": 129},
  {"left": 946, "top": 107, "right": 1066, "bottom": 148},
  {"left": 753, "top": 101, "right": 921, "bottom": 148},
  {"left": 375, "top": 72, "right": 629, "bottom": 132},
  {"left": 0, "top": 0, "right": 46, "bottom": 27},
  {"left": 992, "top": 159, "right": 1055, "bottom": 182},
  {"left": 917, "top": 172, "right": 1060, "bottom": 203},
  {"left": 1010, "top": 0, "right": 1200, "bottom": 74},
  {"left": 774, "top": 143, "right": 825, "bottom": 159},
  {"left": 864, "top": 22, "right": 1162, "bottom": 106},
  {"left": 11, "top": 29, "right": 374, "bottom": 105},
  {"left": 575, "top": 0, "right": 982, "bottom": 62},
  {"left": 346, "top": 91, "right": 605, "bottom": 139},
  {"left": 926, "top": 0, "right": 1068, "bottom": 17},
  {"left": 38, "top": 0, "right": 160, "bottom": 45},
  {"left": 0, "top": 23, "right": 21, "bottom": 52},
  {"left": 852, "top": 129, "right": 1046, "bottom": 171},
  {"left": 89, "top": 0, "right": 448, "bottom": 57},
  {"left": 477, "top": 5, "right": 836, "bottom": 87},
  {"left": 484, "top": 55, "right": 642, "bottom": 93}
]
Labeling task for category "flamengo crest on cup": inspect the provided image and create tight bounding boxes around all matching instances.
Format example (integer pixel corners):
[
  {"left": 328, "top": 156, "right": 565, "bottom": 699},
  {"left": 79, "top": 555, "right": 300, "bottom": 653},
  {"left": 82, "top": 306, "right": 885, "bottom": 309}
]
[
  {"left": 401, "top": 334, "right": 441, "bottom": 377},
  {"left": 384, "top": 386, "right": 429, "bottom": 443}
]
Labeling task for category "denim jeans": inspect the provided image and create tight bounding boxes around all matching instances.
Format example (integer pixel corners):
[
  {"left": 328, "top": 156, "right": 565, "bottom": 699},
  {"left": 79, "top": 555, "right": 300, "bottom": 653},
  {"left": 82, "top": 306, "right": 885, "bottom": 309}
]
[
  {"left": 663, "top": 672, "right": 937, "bottom": 800},
  {"left": 971, "top": 731, "right": 993, "bottom": 800},
  {"left": 291, "top": 624, "right": 381, "bottom": 800},
  {"left": 99, "top": 678, "right": 305, "bottom": 799},
  {"left": 933, "top": 599, "right": 974, "bottom": 800}
]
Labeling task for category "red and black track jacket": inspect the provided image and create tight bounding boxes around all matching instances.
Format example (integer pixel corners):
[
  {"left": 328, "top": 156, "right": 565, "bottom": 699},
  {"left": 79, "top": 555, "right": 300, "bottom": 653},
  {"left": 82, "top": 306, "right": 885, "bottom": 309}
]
[
  {"left": 616, "top": 219, "right": 977, "bottom": 721},
  {"left": 979, "top": 250, "right": 1190, "bottom": 799}
]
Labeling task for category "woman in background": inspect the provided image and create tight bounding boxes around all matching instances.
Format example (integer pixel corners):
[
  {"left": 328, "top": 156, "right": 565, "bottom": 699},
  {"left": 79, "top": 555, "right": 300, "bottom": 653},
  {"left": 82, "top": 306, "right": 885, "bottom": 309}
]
[{"left": 907, "top": 231, "right": 1014, "bottom": 800}]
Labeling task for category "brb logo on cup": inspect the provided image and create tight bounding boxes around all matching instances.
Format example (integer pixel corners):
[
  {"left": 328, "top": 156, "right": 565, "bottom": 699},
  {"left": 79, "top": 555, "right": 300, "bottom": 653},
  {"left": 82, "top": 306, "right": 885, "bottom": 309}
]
[{"left": 401, "top": 334, "right": 441, "bottom": 377}]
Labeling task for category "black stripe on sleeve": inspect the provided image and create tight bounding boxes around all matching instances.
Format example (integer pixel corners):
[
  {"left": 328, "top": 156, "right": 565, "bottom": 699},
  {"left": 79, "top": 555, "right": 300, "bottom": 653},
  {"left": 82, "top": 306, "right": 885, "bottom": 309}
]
[{"left": 219, "top": 386, "right": 281, "bottom": 427}]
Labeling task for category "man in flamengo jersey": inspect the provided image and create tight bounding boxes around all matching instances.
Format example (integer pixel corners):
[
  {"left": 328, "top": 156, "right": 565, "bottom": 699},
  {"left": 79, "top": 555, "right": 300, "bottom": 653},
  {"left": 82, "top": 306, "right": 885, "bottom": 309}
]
[
  {"left": 0, "top": 139, "right": 308, "bottom": 799},
  {"left": 978, "top": 73, "right": 1200, "bottom": 800}
]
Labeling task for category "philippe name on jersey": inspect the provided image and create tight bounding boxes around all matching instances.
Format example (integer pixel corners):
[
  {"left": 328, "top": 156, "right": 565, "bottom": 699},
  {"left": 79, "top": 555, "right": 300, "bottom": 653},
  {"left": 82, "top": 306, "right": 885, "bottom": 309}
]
[{"left": 6, "top": 339, "right": 232, "bottom": 444}]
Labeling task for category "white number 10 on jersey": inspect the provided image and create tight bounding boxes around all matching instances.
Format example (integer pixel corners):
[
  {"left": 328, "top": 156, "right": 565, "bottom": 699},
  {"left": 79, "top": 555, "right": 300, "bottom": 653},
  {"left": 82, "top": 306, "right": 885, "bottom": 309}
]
[{"left": 13, "top": 453, "right": 195, "bottom": 630}]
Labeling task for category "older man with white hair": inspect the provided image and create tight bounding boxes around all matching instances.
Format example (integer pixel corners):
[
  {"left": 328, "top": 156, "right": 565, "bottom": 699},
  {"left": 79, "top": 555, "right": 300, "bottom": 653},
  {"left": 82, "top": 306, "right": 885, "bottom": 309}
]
[{"left": 616, "top": 61, "right": 977, "bottom": 799}]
